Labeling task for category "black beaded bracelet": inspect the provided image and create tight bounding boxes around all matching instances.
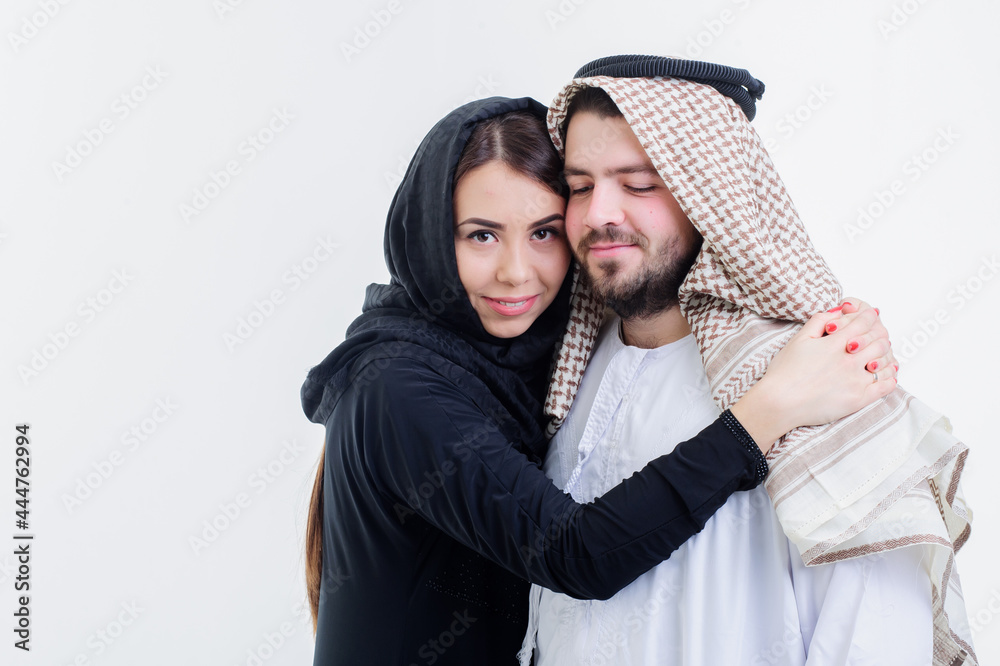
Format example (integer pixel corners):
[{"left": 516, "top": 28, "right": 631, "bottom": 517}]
[{"left": 721, "top": 409, "right": 769, "bottom": 485}]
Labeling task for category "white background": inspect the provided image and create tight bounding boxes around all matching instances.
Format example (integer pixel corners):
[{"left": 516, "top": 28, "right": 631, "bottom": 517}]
[{"left": 2, "top": 0, "right": 997, "bottom": 664}]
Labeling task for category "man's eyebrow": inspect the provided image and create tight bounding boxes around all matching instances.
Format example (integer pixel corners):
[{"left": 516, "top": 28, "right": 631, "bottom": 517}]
[
  {"left": 563, "top": 164, "right": 659, "bottom": 178},
  {"left": 609, "top": 164, "right": 660, "bottom": 177},
  {"left": 455, "top": 213, "right": 564, "bottom": 231}
]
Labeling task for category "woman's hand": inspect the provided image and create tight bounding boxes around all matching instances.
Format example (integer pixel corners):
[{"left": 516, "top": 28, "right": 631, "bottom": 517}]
[
  {"left": 730, "top": 304, "right": 897, "bottom": 452},
  {"left": 830, "top": 297, "right": 899, "bottom": 376}
]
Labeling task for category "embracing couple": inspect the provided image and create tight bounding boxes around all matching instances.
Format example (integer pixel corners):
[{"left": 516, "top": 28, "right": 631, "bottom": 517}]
[{"left": 301, "top": 56, "right": 975, "bottom": 665}]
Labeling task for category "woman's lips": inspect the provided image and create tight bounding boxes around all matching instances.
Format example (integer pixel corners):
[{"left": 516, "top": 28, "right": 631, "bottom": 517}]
[
  {"left": 484, "top": 295, "right": 539, "bottom": 316},
  {"left": 588, "top": 243, "right": 637, "bottom": 259}
]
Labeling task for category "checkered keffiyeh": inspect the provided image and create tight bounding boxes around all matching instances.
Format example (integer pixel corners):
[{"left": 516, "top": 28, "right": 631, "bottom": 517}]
[{"left": 542, "top": 76, "right": 976, "bottom": 666}]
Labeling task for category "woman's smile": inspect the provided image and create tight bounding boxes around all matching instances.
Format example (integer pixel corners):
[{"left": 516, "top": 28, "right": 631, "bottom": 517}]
[{"left": 482, "top": 294, "right": 540, "bottom": 316}]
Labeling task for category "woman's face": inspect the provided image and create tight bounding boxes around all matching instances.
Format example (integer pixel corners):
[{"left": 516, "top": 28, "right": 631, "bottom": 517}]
[{"left": 453, "top": 161, "right": 571, "bottom": 339}]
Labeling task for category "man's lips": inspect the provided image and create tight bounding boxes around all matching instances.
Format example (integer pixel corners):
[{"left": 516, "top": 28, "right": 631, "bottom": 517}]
[
  {"left": 587, "top": 243, "right": 637, "bottom": 258},
  {"left": 483, "top": 295, "right": 539, "bottom": 316}
]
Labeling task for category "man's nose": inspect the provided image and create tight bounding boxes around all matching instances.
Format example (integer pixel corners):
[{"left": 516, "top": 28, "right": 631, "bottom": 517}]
[{"left": 585, "top": 184, "right": 626, "bottom": 228}]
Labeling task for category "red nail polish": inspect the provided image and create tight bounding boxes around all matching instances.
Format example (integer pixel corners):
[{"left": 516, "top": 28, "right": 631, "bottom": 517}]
[
  {"left": 827, "top": 306, "right": 843, "bottom": 313},
  {"left": 875, "top": 308, "right": 880, "bottom": 316},
  {"left": 869, "top": 361, "right": 879, "bottom": 371},
  {"left": 847, "top": 341, "right": 859, "bottom": 353},
  {"left": 893, "top": 364, "right": 899, "bottom": 372},
  {"left": 826, "top": 322, "right": 838, "bottom": 333}
]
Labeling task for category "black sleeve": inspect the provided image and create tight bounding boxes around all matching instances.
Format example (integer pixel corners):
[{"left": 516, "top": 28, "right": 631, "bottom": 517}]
[{"left": 358, "top": 360, "right": 766, "bottom": 601}]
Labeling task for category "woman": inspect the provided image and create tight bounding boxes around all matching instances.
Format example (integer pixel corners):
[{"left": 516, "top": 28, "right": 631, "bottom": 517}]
[{"left": 301, "top": 96, "right": 895, "bottom": 665}]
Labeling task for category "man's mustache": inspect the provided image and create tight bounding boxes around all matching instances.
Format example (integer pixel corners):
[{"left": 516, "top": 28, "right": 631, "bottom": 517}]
[{"left": 576, "top": 227, "right": 649, "bottom": 256}]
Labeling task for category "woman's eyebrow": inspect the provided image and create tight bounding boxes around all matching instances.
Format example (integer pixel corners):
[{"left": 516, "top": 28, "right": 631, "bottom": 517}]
[
  {"left": 456, "top": 218, "right": 503, "bottom": 230},
  {"left": 528, "top": 214, "right": 565, "bottom": 230},
  {"left": 456, "top": 213, "right": 564, "bottom": 231}
]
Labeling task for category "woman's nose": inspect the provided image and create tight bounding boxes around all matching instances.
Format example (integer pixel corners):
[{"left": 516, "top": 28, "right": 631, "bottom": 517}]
[{"left": 496, "top": 242, "right": 531, "bottom": 286}]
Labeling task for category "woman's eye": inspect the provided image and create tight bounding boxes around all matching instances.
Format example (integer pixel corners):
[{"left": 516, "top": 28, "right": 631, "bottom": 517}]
[
  {"left": 469, "top": 231, "right": 496, "bottom": 243},
  {"left": 533, "top": 228, "right": 558, "bottom": 240}
]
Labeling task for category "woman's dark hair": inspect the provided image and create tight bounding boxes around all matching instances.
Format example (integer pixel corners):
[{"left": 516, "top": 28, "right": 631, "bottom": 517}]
[
  {"left": 304, "top": 108, "right": 566, "bottom": 633},
  {"left": 305, "top": 446, "right": 324, "bottom": 632},
  {"left": 454, "top": 110, "right": 566, "bottom": 197}
]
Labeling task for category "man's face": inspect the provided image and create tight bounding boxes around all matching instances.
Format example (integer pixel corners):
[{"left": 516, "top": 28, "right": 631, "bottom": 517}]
[{"left": 562, "top": 111, "right": 702, "bottom": 319}]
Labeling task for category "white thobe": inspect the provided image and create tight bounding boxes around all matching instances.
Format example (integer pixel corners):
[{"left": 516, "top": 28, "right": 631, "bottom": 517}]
[{"left": 523, "top": 317, "right": 932, "bottom": 666}]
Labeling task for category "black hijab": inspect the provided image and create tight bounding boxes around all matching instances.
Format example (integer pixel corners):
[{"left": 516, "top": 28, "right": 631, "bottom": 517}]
[{"left": 301, "top": 96, "right": 572, "bottom": 458}]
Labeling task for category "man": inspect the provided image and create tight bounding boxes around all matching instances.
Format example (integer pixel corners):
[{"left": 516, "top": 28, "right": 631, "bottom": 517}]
[{"left": 518, "top": 59, "right": 974, "bottom": 665}]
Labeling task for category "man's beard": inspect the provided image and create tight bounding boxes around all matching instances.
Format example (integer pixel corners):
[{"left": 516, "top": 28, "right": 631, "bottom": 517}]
[{"left": 578, "top": 226, "right": 703, "bottom": 320}]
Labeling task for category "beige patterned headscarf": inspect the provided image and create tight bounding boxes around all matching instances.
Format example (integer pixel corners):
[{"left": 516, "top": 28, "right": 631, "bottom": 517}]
[{"left": 543, "top": 75, "right": 976, "bottom": 666}]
